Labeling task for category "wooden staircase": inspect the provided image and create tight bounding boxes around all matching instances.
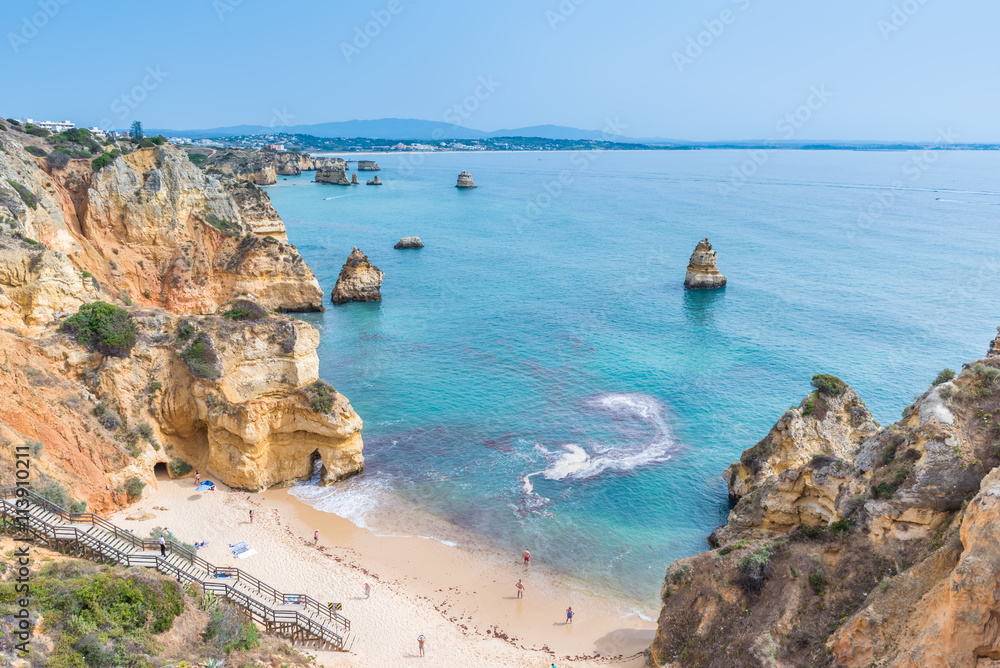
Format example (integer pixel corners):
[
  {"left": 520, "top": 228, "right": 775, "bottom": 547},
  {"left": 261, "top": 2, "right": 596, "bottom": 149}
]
[{"left": 0, "top": 487, "right": 351, "bottom": 651}]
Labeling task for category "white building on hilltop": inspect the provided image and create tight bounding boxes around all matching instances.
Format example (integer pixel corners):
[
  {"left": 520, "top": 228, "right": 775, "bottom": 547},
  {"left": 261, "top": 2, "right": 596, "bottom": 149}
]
[{"left": 25, "top": 118, "right": 75, "bottom": 133}]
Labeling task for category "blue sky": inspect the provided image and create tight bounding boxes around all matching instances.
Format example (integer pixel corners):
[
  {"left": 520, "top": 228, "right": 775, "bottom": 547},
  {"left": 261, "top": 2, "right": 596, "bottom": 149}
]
[{"left": 1, "top": 0, "right": 997, "bottom": 140}]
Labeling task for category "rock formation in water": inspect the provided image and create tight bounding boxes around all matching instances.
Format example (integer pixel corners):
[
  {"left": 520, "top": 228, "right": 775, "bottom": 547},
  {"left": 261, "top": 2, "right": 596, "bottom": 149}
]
[
  {"left": 331, "top": 247, "right": 383, "bottom": 305},
  {"left": 456, "top": 171, "right": 477, "bottom": 188},
  {"left": 194, "top": 147, "right": 347, "bottom": 180},
  {"left": 394, "top": 237, "right": 423, "bottom": 249},
  {"left": 357, "top": 160, "right": 380, "bottom": 171},
  {"left": 315, "top": 165, "right": 351, "bottom": 186},
  {"left": 0, "top": 121, "right": 363, "bottom": 512},
  {"left": 646, "top": 346, "right": 1000, "bottom": 668},
  {"left": 683, "top": 237, "right": 726, "bottom": 289},
  {"left": 989, "top": 326, "right": 1000, "bottom": 357},
  {"left": 351, "top": 172, "right": 359, "bottom": 185},
  {"left": 366, "top": 176, "right": 382, "bottom": 186}
]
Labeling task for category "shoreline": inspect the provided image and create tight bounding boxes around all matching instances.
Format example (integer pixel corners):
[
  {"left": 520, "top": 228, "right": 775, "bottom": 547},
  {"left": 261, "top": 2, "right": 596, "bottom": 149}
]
[{"left": 114, "top": 475, "right": 656, "bottom": 667}]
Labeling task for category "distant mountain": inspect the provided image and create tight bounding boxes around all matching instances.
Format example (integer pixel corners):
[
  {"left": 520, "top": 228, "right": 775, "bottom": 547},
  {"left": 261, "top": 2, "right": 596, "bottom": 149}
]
[{"left": 147, "top": 118, "right": 649, "bottom": 142}]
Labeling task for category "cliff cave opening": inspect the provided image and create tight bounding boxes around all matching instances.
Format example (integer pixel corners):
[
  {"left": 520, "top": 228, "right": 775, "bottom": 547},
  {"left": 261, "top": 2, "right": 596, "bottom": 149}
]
[
  {"left": 309, "top": 449, "right": 325, "bottom": 483},
  {"left": 153, "top": 462, "right": 169, "bottom": 480}
]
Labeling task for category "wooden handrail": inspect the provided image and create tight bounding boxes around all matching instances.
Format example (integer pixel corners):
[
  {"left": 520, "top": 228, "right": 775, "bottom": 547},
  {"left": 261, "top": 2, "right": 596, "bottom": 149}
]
[{"left": 0, "top": 487, "right": 347, "bottom": 649}]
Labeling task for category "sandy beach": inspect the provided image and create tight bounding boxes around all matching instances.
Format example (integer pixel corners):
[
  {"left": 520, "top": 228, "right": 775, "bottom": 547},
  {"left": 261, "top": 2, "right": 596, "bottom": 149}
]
[{"left": 111, "top": 474, "right": 656, "bottom": 667}]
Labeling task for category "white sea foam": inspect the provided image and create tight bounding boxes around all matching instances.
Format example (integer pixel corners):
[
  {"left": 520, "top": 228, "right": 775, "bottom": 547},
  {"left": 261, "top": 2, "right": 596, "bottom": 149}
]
[{"left": 522, "top": 392, "right": 679, "bottom": 494}]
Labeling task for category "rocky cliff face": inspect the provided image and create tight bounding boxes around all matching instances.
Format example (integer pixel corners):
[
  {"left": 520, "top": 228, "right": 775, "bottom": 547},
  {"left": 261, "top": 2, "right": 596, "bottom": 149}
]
[
  {"left": 225, "top": 181, "right": 287, "bottom": 240},
  {"left": 193, "top": 148, "right": 346, "bottom": 180},
  {"left": 456, "top": 171, "right": 477, "bottom": 188},
  {"left": 315, "top": 165, "right": 351, "bottom": 186},
  {"left": 331, "top": 247, "right": 383, "bottom": 305},
  {"left": 683, "top": 237, "right": 727, "bottom": 289},
  {"left": 647, "top": 343, "right": 1000, "bottom": 668},
  {"left": 0, "top": 132, "right": 323, "bottom": 314},
  {"left": 0, "top": 123, "right": 364, "bottom": 511}
]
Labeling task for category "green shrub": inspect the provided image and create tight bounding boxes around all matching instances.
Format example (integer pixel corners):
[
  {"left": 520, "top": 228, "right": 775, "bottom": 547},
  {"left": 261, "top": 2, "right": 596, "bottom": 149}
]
[
  {"left": 221, "top": 299, "right": 268, "bottom": 321},
  {"left": 829, "top": 518, "right": 854, "bottom": 535},
  {"left": 799, "top": 524, "right": 825, "bottom": 539},
  {"left": 37, "top": 479, "right": 71, "bottom": 507},
  {"left": 205, "top": 604, "right": 260, "bottom": 653},
  {"left": 98, "top": 411, "right": 122, "bottom": 431},
  {"left": 60, "top": 301, "right": 138, "bottom": 358},
  {"left": 92, "top": 400, "right": 108, "bottom": 417},
  {"left": 204, "top": 213, "right": 241, "bottom": 236},
  {"left": 809, "top": 567, "right": 827, "bottom": 596},
  {"left": 25, "top": 145, "right": 47, "bottom": 157},
  {"left": 168, "top": 459, "right": 193, "bottom": 477},
  {"left": 933, "top": 368, "right": 956, "bottom": 386},
  {"left": 124, "top": 476, "right": 145, "bottom": 500},
  {"left": 6, "top": 179, "right": 38, "bottom": 209},
  {"left": 136, "top": 423, "right": 154, "bottom": 441},
  {"left": 811, "top": 374, "right": 847, "bottom": 397},
  {"left": 304, "top": 379, "right": 336, "bottom": 413},
  {"left": 180, "top": 332, "right": 220, "bottom": 379},
  {"left": 138, "top": 138, "right": 156, "bottom": 148},
  {"left": 146, "top": 381, "right": 162, "bottom": 394},
  {"left": 736, "top": 545, "right": 773, "bottom": 595},
  {"left": 802, "top": 397, "right": 815, "bottom": 415},
  {"left": 940, "top": 384, "right": 956, "bottom": 400},
  {"left": 24, "top": 124, "right": 50, "bottom": 137},
  {"left": 68, "top": 500, "right": 87, "bottom": 513},
  {"left": 186, "top": 152, "right": 207, "bottom": 166},
  {"left": 175, "top": 319, "right": 196, "bottom": 344},
  {"left": 91, "top": 150, "right": 120, "bottom": 171}
]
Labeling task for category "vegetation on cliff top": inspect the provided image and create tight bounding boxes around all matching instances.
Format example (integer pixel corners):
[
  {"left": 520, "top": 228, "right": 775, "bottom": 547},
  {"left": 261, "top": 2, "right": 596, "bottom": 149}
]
[
  {"left": 304, "top": 380, "right": 337, "bottom": 413},
  {"left": 180, "top": 331, "right": 221, "bottom": 380},
  {"left": 811, "top": 374, "right": 847, "bottom": 397},
  {"left": 60, "top": 302, "right": 138, "bottom": 358},
  {"left": 221, "top": 299, "right": 268, "bottom": 321}
]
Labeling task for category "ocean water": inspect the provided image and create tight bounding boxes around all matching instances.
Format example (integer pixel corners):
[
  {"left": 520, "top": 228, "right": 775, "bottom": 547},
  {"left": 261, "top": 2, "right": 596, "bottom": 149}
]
[{"left": 266, "top": 149, "right": 1000, "bottom": 613}]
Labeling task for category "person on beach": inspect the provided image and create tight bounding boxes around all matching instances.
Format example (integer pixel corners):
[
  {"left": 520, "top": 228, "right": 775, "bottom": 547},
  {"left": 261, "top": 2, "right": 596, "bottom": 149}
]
[
  {"left": 195, "top": 471, "right": 200, "bottom": 486},
  {"left": 418, "top": 634, "right": 425, "bottom": 657},
  {"left": 523, "top": 548, "right": 530, "bottom": 565},
  {"left": 158, "top": 534, "right": 166, "bottom": 557},
  {"left": 566, "top": 606, "right": 574, "bottom": 624},
  {"left": 314, "top": 529, "right": 319, "bottom": 547},
  {"left": 516, "top": 579, "right": 525, "bottom": 599},
  {"left": 249, "top": 509, "right": 254, "bottom": 524},
  {"left": 364, "top": 582, "right": 371, "bottom": 598}
]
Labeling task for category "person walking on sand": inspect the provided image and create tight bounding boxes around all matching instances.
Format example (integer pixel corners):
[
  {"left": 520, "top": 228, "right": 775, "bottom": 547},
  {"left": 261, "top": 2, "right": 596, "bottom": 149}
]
[
  {"left": 195, "top": 471, "right": 200, "bottom": 486},
  {"left": 418, "top": 634, "right": 426, "bottom": 657},
  {"left": 364, "top": 582, "right": 371, "bottom": 598},
  {"left": 314, "top": 529, "right": 319, "bottom": 547},
  {"left": 158, "top": 534, "right": 166, "bottom": 557},
  {"left": 249, "top": 509, "right": 254, "bottom": 524},
  {"left": 516, "top": 579, "right": 525, "bottom": 599},
  {"left": 566, "top": 606, "right": 574, "bottom": 624},
  {"left": 523, "top": 548, "right": 530, "bottom": 565}
]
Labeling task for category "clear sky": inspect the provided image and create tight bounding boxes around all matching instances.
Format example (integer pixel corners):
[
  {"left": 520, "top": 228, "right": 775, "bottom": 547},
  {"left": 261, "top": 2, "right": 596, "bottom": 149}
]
[{"left": 1, "top": 0, "right": 997, "bottom": 141}]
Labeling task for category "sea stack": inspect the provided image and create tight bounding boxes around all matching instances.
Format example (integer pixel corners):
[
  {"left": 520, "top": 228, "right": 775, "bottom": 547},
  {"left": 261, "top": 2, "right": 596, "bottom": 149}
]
[
  {"left": 394, "top": 237, "right": 424, "bottom": 249},
  {"left": 357, "top": 160, "right": 381, "bottom": 171},
  {"left": 331, "top": 247, "right": 384, "bottom": 305},
  {"left": 456, "top": 171, "right": 477, "bottom": 189},
  {"left": 366, "top": 176, "right": 382, "bottom": 186},
  {"left": 315, "top": 165, "right": 350, "bottom": 186},
  {"left": 683, "top": 238, "right": 727, "bottom": 289},
  {"left": 351, "top": 173, "right": 359, "bottom": 185}
]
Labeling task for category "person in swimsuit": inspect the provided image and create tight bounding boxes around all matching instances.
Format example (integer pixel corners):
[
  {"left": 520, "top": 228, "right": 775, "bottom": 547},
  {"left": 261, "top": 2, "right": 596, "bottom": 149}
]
[
  {"left": 249, "top": 509, "right": 254, "bottom": 524},
  {"left": 523, "top": 548, "right": 530, "bottom": 565},
  {"left": 418, "top": 634, "right": 425, "bottom": 657},
  {"left": 195, "top": 471, "right": 200, "bottom": 486},
  {"left": 566, "top": 606, "right": 574, "bottom": 624},
  {"left": 516, "top": 579, "right": 525, "bottom": 599},
  {"left": 314, "top": 529, "right": 319, "bottom": 547},
  {"left": 364, "top": 582, "right": 371, "bottom": 598}
]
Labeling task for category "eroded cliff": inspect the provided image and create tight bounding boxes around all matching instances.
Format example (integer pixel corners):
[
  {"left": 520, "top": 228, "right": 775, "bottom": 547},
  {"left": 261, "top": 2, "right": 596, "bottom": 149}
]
[{"left": 648, "top": 341, "right": 1000, "bottom": 668}]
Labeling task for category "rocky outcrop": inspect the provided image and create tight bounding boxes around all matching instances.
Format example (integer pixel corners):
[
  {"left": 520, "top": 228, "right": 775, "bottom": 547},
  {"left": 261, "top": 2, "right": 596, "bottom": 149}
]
[
  {"left": 224, "top": 181, "right": 287, "bottom": 240},
  {"left": 351, "top": 173, "right": 359, "bottom": 185},
  {"left": 366, "top": 176, "right": 382, "bottom": 186},
  {"left": 989, "top": 326, "right": 1000, "bottom": 357},
  {"left": 456, "top": 171, "right": 477, "bottom": 188},
  {"left": 394, "top": 237, "right": 423, "bottom": 249},
  {"left": 316, "top": 166, "right": 351, "bottom": 186},
  {"left": 331, "top": 247, "right": 383, "bottom": 305},
  {"left": 357, "top": 160, "right": 380, "bottom": 171},
  {"left": 195, "top": 148, "right": 346, "bottom": 180},
  {"left": 647, "top": 345, "right": 1000, "bottom": 668},
  {"left": 683, "top": 238, "right": 726, "bottom": 289},
  {"left": 0, "top": 137, "right": 324, "bottom": 315}
]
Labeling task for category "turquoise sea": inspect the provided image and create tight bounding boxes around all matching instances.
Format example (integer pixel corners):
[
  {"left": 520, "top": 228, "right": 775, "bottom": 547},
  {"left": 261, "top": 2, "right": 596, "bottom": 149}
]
[{"left": 266, "top": 149, "right": 1000, "bottom": 614}]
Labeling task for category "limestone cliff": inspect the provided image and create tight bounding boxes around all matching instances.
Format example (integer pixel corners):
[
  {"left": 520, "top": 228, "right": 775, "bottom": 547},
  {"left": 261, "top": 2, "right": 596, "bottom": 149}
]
[
  {"left": 683, "top": 237, "right": 727, "bottom": 289},
  {"left": 647, "top": 342, "right": 1000, "bottom": 668},
  {"left": 0, "top": 128, "right": 323, "bottom": 314},
  {"left": 331, "top": 247, "right": 383, "bottom": 305},
  {"left": 456, "top": 171, "right": 477, "bottom": 188},
  {"left": 225, "top": 181, "right": 287, "bottom": 240},
  {"left": 189, "top": 147, "right": 346, "bottom": 181},
  {"left": 315, "top": 165, "right": 351, "bottom": 186}
]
